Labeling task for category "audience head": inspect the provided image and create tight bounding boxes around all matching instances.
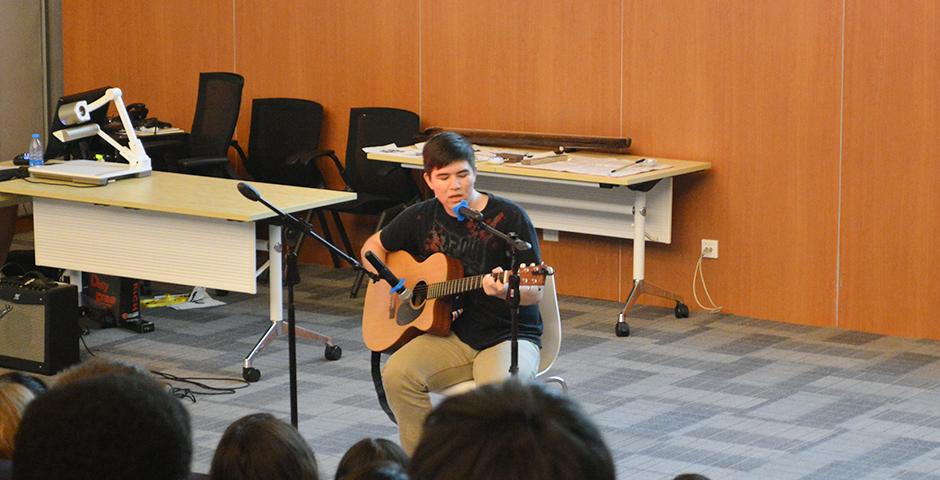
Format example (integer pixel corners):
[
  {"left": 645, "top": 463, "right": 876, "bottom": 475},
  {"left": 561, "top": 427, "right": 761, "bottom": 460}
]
[
  {"left": 673, "top": 475, "right": 711, "bottom": 480},
  {"left": 335, "top": 438, "right": 408, "bottom": 480},
  {"left": 0, "top": 381, "right": 37, "bottom": 460},
  {"left": 12, "top": 372, "right": 192, "bottom": 480},
  {"left": 343, "top": 461, "right": 410, "bottom": 480},
  {"left": 53, "top": 356, "right": 149, "bottom": 387},
  {"left": 209, "top": 413, "right": 319, "bottom": 480},
  {"left": 422, "top": 132, "right": 475, "bottom": 174},
  {"left": 409, "top": 379, "right": 615, "bottom": 480}
]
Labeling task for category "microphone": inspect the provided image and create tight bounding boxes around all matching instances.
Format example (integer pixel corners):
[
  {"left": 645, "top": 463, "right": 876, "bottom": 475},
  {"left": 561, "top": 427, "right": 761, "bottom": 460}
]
[
  {"left": 451, "top": 200, "right": 483, "bottom": 222},
  {"left": 237, "top": 182, "right": 262, "bottom": 202},
  {"left": 364, "top": 251, "right": 411, "bottom": 301}
]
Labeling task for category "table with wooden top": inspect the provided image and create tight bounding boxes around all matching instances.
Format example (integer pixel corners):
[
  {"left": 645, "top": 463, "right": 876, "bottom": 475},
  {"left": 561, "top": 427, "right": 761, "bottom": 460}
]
[
  {"left": 0, "top": 171, "right": 355, "bottom": 375},
  {"left": 369, "top": 147, "right": 710, "bottom": 336}
]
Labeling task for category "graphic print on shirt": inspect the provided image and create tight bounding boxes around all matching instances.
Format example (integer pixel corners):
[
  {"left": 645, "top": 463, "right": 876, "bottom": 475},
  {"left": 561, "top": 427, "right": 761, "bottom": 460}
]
[{"left": 422, "top": 211, "right": 508, "bottom": 276}]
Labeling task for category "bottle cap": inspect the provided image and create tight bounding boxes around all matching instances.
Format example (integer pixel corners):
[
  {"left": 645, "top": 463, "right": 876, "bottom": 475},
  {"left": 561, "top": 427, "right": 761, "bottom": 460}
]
[{"left": 31, "top": 133, "right": 40, "bottom": 139}]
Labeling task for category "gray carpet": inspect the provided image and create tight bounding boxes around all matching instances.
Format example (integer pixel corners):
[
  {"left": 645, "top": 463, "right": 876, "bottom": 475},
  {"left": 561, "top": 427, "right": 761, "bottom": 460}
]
[
  {"left": 62, "top": 263, "right": 940, "bottom": 480},
  {"left": 5, "top": 221, "right": 940, "bottom": 480}
]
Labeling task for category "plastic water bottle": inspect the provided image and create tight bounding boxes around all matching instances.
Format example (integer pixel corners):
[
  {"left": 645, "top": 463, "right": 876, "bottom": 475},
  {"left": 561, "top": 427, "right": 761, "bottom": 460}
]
[{"left": 27, "top": 133, "right": 44, "bottom": 167}]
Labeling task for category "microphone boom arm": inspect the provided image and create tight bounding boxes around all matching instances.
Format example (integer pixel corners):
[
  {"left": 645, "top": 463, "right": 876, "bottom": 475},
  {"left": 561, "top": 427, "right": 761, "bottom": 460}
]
[{"left": 239, "top": 182, "right": 379, "bottom": 282}]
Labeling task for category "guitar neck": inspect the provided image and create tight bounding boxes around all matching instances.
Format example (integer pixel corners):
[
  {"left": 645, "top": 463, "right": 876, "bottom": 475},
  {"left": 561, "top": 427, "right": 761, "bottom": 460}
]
[{"left": 426, "top": 273, "right": 491, "bottom": 299}]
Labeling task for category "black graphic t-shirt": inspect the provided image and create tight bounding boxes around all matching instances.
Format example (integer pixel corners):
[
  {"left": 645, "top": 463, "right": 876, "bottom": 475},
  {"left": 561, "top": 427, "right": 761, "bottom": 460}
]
[{"left": 380, "top": 194, "right": 542, "bottom": 350}]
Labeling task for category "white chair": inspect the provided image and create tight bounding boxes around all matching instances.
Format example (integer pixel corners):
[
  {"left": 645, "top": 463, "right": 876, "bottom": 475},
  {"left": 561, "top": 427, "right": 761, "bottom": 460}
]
[{"left": 434, "top": 274, "right": 567, "bottom": 399}]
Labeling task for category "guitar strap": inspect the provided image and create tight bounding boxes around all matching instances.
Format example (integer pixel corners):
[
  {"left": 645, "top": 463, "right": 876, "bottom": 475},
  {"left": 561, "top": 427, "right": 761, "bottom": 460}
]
[{"left": 371, "top": 351, "right": 397, "bottom": 424}]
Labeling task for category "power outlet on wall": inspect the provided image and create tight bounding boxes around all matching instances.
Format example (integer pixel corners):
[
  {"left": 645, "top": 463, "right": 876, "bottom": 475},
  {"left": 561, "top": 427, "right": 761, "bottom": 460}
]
[{"left": 701, "top": 239, "right": 719, "bottom": 259}]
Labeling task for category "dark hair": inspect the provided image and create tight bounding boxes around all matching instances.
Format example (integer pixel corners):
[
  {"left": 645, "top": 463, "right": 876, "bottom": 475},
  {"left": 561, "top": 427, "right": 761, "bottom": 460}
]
[
  {"left": 12, "top": 373, "right": 192, "bottom": 480},
  {"left": 53, "top": 357, "right": 149, "bottom": 387},
  {"left": 335, "top": 438, "right": 409, "bottom": 480},
  {"left": 673, "top": 475, "right": 711, "bottom": 480},
  {"left": 0, "top": 373, "right": 46, "bottom": 397},
  {"left": 343, "top": 461, "right": 410, "bottom": 480},
  {"left": 409, "top": 379, "right": 615, "bottom": 480},
  {"left": 421, "top": 132, "right": 475, "bottom": 174},
  {"left": 209, "top": 413, "right": 319, "bottom": 480}
]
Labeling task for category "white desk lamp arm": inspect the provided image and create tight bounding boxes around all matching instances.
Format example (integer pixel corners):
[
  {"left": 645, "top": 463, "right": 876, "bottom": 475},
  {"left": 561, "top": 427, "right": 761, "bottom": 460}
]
[{"left": 85, "top": 88, "right": 151, "bottom": 169}]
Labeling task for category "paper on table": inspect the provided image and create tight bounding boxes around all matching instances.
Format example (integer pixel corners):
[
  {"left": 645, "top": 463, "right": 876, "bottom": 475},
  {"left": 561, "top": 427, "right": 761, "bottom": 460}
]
[
  {"left": 473, "top": 148, "right": 566, "bottom": 165},
  {"left": 508, "top": 156, "right": 672, "bottom": 177},
  {"left": 362, "top": 143, "right": 423, "bottom": 158}
]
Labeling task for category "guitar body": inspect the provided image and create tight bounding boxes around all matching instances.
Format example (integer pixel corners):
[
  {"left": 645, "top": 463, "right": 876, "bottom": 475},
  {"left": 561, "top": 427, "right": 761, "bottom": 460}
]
[{"left": 362, "top": 251, "right": 463, "bottom": 353}]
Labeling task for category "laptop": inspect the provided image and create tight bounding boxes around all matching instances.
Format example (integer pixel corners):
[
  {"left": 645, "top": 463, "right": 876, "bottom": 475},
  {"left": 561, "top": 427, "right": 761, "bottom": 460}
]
[{"left": 28, "top": 160, "right": 151, "bottom": 186}]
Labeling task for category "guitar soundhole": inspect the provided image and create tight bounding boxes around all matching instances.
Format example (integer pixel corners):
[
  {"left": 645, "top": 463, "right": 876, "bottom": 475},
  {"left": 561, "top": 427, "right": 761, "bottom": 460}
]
[{"left": 396, "top": 281, "right": 426, "bottom": 326}]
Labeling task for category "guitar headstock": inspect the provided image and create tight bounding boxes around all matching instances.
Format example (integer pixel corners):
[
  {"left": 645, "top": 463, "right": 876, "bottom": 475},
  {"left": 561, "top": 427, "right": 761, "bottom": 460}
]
[{"left": 518, "top": 263, "right": 554, "bottom": 286}]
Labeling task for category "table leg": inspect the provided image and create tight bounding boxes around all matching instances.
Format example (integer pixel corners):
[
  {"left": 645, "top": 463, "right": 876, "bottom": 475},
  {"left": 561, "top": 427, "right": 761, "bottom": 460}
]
[
  {"left": 242, "top": 223, "right": 340, "bottom": 383},
  {"left": 616, "top": 191, "right": 689, "bottom": 337},
  {"left": 66, "top": 269, "right": 83, "bottom": 306}
]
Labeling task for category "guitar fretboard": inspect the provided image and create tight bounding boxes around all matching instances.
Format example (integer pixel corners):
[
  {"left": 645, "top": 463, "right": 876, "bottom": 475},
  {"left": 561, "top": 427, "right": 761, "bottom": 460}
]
[{"left": 424, "top": 274, "right": 490, "bottom": 299}]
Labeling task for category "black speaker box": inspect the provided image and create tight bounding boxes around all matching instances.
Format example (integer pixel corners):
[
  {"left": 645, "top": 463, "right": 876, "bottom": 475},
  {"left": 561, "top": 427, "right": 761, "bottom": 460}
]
[{"left": 0, "top": 277, "right": 80, "bottom": 375}]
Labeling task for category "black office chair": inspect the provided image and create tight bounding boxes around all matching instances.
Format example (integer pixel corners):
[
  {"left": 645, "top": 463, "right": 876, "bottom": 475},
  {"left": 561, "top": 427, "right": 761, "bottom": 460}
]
[
  {"left": 155, "top": 72, "right": 244, "bottom": 177},
  {"left": 318, "top": 107, "right": 422, "bottom": 296},
  {"left": 231, "top": 98, "right": 348, "bottom": 267}
]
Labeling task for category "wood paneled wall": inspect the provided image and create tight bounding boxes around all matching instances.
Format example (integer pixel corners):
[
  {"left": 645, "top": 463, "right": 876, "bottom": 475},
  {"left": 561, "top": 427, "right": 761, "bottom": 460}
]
[
  {"left": 841, "top": 1, "right": 940, "bottom": 339},
  {"left": 60, "top": 1, "right": 940, "bottom": 339}
]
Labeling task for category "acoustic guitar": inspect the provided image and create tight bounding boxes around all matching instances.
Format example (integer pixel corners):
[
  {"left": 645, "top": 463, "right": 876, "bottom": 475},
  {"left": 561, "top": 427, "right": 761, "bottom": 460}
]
[{"left": 362, "top": 251, "right": 552, "bottom": 353}]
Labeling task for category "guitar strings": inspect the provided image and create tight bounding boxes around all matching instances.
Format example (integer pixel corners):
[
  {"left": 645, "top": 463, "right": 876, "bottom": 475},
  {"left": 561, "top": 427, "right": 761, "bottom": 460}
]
[{"left": 407, "top": 270, "right": 544, "bottom": 297}]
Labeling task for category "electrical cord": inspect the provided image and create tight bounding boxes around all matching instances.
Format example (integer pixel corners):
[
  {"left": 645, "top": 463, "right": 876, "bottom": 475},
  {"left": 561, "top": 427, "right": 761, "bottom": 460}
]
[
  {"left": 150, "top": 370, "right": 250, "bottom": 403},
  {"left": 692, "top": 250, "right": 722, "bottom": 313},
  {"left": 75, "top": 320, "right": 249, "bottom": 403}
]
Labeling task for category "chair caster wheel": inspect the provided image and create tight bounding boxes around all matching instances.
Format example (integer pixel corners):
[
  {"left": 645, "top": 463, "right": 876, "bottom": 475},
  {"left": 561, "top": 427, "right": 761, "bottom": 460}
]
[
  {"left": 243, "top": 367, "right": 261, "bottom": 382},
  {"left": 615, "top": 322, "right": 631, "bottom": 337},
  {"left": 325, "top": 344, "right": 342, "bottom": 361},
  {"left": 675, "top": 302, "right": 689, "bottom": 318}
]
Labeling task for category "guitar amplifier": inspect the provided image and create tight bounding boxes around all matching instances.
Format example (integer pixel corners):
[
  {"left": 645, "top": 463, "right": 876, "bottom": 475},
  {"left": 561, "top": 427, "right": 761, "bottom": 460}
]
[{"left": 0, "top": 277, "right": 80, "bottom": 375}]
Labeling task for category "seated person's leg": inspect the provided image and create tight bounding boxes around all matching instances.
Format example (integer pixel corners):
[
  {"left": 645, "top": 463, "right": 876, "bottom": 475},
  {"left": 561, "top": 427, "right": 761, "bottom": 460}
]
[
  {"left": 382, "top": 334, "right": 476, "bottom": 454},
  {"left": 472, "top": 339, "right": 540, "bottom": 385}
]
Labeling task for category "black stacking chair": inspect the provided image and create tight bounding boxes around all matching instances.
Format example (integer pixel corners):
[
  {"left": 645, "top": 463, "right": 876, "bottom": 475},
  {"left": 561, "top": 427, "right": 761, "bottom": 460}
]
[
  {"left": 318, "top": 107, "right": 421, "bottom": 296},
  {"left": 231, "top": 98, "right": 348, "bottom": 267},
  {"left": 155, "top": 72, "right": 244, "bottom": 177}
]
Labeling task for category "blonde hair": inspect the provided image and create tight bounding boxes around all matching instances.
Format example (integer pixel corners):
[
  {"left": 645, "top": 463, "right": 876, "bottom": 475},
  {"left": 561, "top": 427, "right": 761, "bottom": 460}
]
[{"left": 0, "top": 381, "right": 36, "bottom": 459}]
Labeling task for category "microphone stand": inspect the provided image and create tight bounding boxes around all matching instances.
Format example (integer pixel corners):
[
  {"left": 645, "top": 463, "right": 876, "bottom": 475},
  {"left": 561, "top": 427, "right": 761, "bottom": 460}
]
[
  {"left": 472, "top": 220, "right": 531, "bottom": 376},
  {"left": 241, "top": 185, "right": 378, "bottom": 427}
]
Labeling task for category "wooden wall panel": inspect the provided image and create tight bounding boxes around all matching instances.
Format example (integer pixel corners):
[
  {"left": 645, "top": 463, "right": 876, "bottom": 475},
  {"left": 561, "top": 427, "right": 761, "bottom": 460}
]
[
  {"left": 234, "top": 0, "right": 419, "bottom": 160},
  {"left": 622, "top": 0, "right": 843, "bottom": 327},
  {"left": 234, "top": 0, "right": 420, "bottom": 264},
  {"left": 420, "top": 0, "right": 621, "bottom": 298},
  {"left": 59, "top": 1, "right": 940, "bottom": 340},
  {"left": 420, "top": 0, "right": 621, "bottom": 136},
  {"left": 840, "top": 1, "right": 940, "bottom": 338},
  {"left": 62, "top": 0, "right": 234, "bottom": 130},
  {"left": 540, "top": 232, "right": 621, "bottom": 302}
]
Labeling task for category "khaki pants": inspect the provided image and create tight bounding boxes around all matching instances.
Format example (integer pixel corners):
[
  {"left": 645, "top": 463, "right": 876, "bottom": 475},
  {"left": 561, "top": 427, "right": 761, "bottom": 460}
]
[{"left": 382, "top": 333, "right": 540, "bottom": 453}]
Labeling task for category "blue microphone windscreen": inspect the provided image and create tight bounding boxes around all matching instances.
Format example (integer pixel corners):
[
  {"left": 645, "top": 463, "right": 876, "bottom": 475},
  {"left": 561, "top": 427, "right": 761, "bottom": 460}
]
[{"left": 452, "top": 199, "right": 468, "bottom": 221}]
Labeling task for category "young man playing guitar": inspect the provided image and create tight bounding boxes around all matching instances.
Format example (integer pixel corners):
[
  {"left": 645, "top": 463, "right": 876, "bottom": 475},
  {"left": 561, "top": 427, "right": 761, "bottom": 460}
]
[{"left": 360, "top": 131, "right": 544, "bottom": 453}]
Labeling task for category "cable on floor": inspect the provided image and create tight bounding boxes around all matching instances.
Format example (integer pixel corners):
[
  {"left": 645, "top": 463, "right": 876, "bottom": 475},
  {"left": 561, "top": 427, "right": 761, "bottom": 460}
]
[
  {"left": 150, "top": 370, "right": 250, "bottom": 403},
  {"left": 75, "top": 325, "right": 249, "bottom": 403}
]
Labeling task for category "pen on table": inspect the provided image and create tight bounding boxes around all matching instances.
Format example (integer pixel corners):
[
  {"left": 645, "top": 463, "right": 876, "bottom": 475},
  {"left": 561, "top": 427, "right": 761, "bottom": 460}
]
[{"left": 610, "top": 158, "right": 646, "bottom": 174}]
